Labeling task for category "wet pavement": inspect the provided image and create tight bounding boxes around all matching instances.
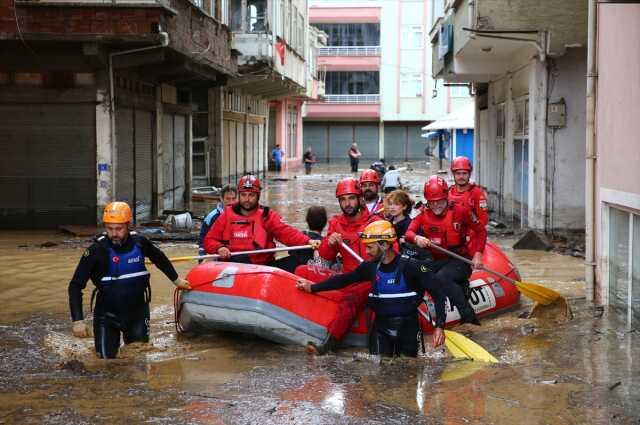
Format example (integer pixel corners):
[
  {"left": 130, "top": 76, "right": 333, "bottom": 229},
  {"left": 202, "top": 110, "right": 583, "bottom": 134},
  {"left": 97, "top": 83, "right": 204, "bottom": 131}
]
[{"left": 1, "top": 161, "right": 639, "bottom": 424}]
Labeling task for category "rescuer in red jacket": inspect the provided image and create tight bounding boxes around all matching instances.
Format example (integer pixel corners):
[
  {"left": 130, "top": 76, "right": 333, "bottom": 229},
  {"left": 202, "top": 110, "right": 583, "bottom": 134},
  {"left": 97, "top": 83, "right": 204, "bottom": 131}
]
[
  {"left": 448, "top": 156, "right": 489, "bottom": 227},
  {"left": 203, "top": 175, "right": 315, "bottom": 272},
  {"left": 405, "top": 175, "right": 485, "bottom": 325},
  {"left": 360, "top": 169, "right": 384, "bottom": 216}
]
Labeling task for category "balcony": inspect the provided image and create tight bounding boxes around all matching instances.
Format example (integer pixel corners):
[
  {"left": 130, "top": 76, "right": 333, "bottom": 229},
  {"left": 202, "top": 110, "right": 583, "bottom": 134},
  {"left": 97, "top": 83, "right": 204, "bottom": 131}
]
[
  {"left": 324, "top": 94, "right": 379, "bottom": 104},
  {"left": 318, "top": 46, "right": 380, "bottom": 56},
  {"left": 305, "top": 94, "right": 380, "bottom": 119}
]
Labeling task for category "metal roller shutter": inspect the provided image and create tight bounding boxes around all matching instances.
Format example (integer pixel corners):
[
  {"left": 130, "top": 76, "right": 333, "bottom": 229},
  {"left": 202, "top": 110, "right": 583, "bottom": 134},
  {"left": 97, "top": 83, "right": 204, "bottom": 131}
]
[
  {"left": 329, "top": 124, "right": 352, "bottom": 162},
  {"left": 303, "top": 123, "right": 328, "bottom": 163},
  {"left": 354, "top": 124, "right": 379, "bottom": 161},
  {"left": 116, "top": 108, "right": 134, "bottom": 209},
  {"left": 135, "top": 110, "right": 153, "bottom": 221},
  {"left": 0, "top": 103, "right": 96, "bottom": 229}
]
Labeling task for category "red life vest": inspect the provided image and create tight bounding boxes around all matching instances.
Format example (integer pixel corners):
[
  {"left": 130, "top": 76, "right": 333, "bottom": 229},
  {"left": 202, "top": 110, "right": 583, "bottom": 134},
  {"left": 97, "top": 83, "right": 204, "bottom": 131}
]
[
  {"left": 421, "top": 206, "right": 468, "bottom": 259},
  {"left": 221, "top": 205, "right": 270, "bottom": 252},
  {"left": 448, "top": 184, "right": 489, "bottom": 225}
]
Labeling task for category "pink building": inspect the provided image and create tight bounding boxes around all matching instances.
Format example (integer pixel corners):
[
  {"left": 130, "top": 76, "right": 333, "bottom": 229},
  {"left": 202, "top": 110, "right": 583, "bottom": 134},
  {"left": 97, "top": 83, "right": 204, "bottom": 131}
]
[{"left": 589, "top": 3, "right": 640, "bottom": 315}]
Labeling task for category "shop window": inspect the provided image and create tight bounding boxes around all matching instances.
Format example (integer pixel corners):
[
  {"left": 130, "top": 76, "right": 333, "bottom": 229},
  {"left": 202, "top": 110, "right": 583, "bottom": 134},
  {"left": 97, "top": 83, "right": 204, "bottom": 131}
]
[{"left": 608, "top": 207, "right": 640, "bottom": 316}]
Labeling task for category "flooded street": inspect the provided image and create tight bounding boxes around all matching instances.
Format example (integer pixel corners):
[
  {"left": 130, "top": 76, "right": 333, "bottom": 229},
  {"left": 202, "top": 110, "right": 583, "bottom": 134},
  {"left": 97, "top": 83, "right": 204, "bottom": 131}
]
[{"left": 1, "top": 162, "right": 639, "bottom": 425}]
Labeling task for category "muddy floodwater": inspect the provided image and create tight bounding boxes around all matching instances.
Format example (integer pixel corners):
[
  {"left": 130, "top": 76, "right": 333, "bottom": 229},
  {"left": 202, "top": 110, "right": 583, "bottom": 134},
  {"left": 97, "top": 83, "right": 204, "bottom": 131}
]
[{"left": 1, "top": 162, "right": 639, "bottom": 424}]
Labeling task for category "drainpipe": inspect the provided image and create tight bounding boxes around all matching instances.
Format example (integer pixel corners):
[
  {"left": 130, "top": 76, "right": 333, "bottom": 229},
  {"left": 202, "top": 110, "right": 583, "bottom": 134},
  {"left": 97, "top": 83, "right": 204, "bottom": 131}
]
[
  {"left": 585, "top": 0, "right": 597, "bottom": 303},
  {"left": 108, "top": 32, "right": 170, "bottom": 206}
]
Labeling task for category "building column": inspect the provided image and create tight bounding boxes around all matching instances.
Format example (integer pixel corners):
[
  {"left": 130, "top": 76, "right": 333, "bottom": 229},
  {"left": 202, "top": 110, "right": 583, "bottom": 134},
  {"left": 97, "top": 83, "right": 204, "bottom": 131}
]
[
  {"left": 95, "top": 72, "right": 114, "bottom": 224},
  {"left": 530, "top": 59, "right": 548, "bottom": 230},
  {"left": 504, "top": 74, "right": 515, "bottom": 222},
  {"left": 154, "top": 86, "right": 164, "bottom": 215}
]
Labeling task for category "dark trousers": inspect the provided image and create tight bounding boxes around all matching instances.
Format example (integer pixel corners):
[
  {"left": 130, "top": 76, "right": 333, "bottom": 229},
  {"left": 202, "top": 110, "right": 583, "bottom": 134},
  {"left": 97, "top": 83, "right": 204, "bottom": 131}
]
[
  {"left": 428, "top": 258, "right": 477, "bottom": 323},
  {"left": 350, "top": 158, "right": 359, "bottom": 172},
  {"left": 274, "top": 161, "right": 282, "bottom": 172},
  {"left": 369, "top": 315, "right": 420, "bottom": 357},
  {"left": 93, "top": 308, "right": 149, "bottom": 359}
]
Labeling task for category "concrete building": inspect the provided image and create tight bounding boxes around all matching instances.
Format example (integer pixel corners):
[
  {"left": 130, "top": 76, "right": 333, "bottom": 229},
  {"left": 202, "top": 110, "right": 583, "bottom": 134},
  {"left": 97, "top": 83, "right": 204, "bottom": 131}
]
[
  {"left": 430, "top": 0, "right": 587, "bottom": 232},
  {"left": 0, "top": 0, "right": 236, "bottom": 228},
  {"left": 303, "top": 0, "right": 468, "bottom": 164},
  {"left": 206, "top": 0, "right": 319, "bottom": 183},
  {"left": 588, "top": 2, "right": 640, "bottom": 313}
]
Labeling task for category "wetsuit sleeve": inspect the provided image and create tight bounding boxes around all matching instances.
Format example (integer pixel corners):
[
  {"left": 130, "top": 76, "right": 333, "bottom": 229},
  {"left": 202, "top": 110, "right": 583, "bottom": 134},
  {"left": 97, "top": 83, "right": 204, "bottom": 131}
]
[
  {"left": 68, "top": 244, "right": 101, "bottom": 322},
  {"left": 404, "top": 261, "right": 447, "bottom": 328},
  {"left": 465, "top": 208, "right": 487, "bottom": 257},
  {"left": 318, "top": 220, "right": 339, "bottom": 262},
  {"left": 404, "top": 213, "right": 423, "bottom": 244},
  {"left": 203, "top": 211, "right": 227, "bottom": 254},
  {"left": 139, "top": 236, "right": 179, "bottom": 282},
  {"left": 310, "top": 262, "right": 374, "bottom": 292},
  {"left": 267, "top": 211, "right": 311, "bottom": 246}
]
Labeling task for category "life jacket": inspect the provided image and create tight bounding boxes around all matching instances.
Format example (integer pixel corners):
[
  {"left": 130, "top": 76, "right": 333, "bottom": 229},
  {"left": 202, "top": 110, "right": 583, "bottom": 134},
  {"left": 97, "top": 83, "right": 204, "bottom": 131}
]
[
  {"left": 221, "top": 205, "right": 270, "bottom": 252},
  {"left": 422, "top": 207, "right": 467, "bottom": 258},
  {"left": 96, "top": 234, "right": 150, "bottom": 314},
  {"left": 369, "top": 255, "right": 422, "bottom": 317},
  {"left": 448, "top": 184, "right": 487, "bottom": 223},
  {"left": 331, "top": 211, "right": 377, "bottom": 270}
]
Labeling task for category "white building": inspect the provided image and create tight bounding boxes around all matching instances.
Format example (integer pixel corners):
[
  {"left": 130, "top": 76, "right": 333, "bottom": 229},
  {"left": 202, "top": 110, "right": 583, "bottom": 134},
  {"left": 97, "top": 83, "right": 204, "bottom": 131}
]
[{"left": 303, "top": 0, "right": 470, "bottom": 163}]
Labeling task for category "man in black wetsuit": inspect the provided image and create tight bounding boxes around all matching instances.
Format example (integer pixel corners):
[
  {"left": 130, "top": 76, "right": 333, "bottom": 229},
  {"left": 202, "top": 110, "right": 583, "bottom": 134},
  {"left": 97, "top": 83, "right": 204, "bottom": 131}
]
[
  {"left": 68, "top": 202, "right": 191, "bottom": 359},
  {"left": 297, "top": 220, "right": 447, "bottom": 357}
]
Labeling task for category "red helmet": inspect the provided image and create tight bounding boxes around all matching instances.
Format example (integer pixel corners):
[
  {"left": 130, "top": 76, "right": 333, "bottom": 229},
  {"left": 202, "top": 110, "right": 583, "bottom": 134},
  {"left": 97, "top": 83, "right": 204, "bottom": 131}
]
[
  {"left": 359, "top": 169, "right": 381, "bottom": 185},
  {"left": 336, "top": 178, "right": 361, "bottom": 198},
  {"left": 451, "top": 156, "right": 473, "bottom": 172},
  {"left": 423, "top": 175, "right": 449, "bottom": 201},
  {"left": 237, "top": 175, "right": 262, "bottom": 193}
]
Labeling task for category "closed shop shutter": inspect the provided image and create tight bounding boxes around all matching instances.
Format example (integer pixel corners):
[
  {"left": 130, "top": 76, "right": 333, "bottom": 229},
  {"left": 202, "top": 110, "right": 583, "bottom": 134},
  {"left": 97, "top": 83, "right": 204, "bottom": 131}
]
[
  {"left": 354, "top": 124, "right": 378, "bottom": 161},
  {"left": 0, "top": 103, "right": 96, "bottom": 229},
  {"left": 116, "top": 108, "right": 134, "bottom": 209},
  {"left": 384, "top": 124, "right": 406, "bottom": 160},
  {"left": 329, "top": 124, "right": 352, "bottom": 162},
  {"left": 303, "top": 123, "right": 328, "bottom": 162},
  {"left": 135, "top": 110, "right": 153, "bottom": 221}
]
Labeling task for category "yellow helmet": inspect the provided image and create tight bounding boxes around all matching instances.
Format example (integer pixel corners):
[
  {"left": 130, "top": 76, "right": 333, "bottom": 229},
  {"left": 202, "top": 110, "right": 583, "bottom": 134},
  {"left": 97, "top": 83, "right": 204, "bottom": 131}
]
[
  {"left": 103, "top": 202, "right": 132, "bottom": 224},
  {"left": 360, "top": 220, "right": 397, "bottom": 244}
]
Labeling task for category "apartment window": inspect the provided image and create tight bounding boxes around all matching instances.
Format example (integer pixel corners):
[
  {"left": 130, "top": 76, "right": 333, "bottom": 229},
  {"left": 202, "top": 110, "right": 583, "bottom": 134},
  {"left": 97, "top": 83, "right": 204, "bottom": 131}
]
[
  {"left": 229, "top": 0, "right": 267, "bottom": 32},
  {"left": 298, "top": 11, "right": 305, "bottom": 56},
  {"left": 513, "top": 99, "right": 529, "bottom": 228},
  {"left": 325, "top": 71, "right": 379, "bottom": 95},
  {"left": 400, "top": 73, "right": 423, "bottom": 97},
  {"left": 608, "top": 207, "right": 640, "bottom": 316},
  {"left": 192, "top": 138, "right": 207, "bottom": 177},
  {"left": 314, "top": 23, "right": 380, "bottom": 47},
  {"left": 402, "top": 25, "right": 424, "bottom": 49}
]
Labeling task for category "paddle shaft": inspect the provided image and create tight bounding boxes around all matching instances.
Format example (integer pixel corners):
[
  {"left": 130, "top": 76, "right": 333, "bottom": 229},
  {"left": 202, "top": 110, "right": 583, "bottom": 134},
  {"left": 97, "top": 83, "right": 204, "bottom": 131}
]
[
  {"left": 426, "top": 242, "right": 519, "bottom": 286},
  {"left": 340, "top": 242, "right": 364, "bottom": 263},
  {"left": 163, "top": 244, "right": 313, "bottom": 263}
]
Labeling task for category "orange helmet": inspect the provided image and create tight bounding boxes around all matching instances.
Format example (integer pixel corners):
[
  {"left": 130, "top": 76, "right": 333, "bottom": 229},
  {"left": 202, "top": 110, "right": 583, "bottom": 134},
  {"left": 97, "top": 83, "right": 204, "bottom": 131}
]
[
  {"left": 423, "top": 176, "right": 449, "bottom": 201},
  {"left": 359, "top": 169, "right": 381, "bottom": 185},
  {"left": 360, "top": 220, "right": 397, "bottom": 244},
  {"left": 237, "top": 175, "right": 262, "bottom": 193},
  {"left": 451, "top": 156, "right": 472, "bottom": 172},
  {"left": 335, "top": 178, "right": 361, "bottom": 198},
  {"left": 103, "top": 202, "right": 132, "bottom": 224}
]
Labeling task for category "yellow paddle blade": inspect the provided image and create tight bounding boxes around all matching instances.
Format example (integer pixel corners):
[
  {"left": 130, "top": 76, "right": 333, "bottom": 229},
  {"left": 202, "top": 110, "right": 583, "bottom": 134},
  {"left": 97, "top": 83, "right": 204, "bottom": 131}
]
[
  {"left": 443, "top": 330, "right": 499, "bottom": 363},
  {"left": 515, "top": 281, "right": 562, "bottom": 305},
  {"left": 144, "top": 255, "right": 196, "bottom": 265}
]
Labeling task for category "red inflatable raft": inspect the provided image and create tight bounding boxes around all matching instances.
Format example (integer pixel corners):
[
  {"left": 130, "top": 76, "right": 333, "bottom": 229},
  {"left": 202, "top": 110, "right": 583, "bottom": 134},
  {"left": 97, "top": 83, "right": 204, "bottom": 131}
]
[{"left": 177, "top": 242, "right": 521, "bottom": 348}]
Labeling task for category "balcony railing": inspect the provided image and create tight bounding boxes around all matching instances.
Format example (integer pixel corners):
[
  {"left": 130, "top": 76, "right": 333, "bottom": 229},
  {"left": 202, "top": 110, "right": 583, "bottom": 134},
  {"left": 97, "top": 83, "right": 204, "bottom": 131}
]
[
  {"left": 323, "top": 94, "right": 380, "bottom": 104},
  {"left": 318, "top": 46, "right": 381, "bottom": 56}
]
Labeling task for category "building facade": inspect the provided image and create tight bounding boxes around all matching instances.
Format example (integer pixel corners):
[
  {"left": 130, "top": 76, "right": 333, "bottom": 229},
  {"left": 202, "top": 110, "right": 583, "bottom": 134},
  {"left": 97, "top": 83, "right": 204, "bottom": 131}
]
[
  {"left": 304, "top": 0, "right": 467, "bottom": 164},
  {"left": 589, "top": 2, "right": 640, "bottom": 314},
  {"left": 0, "top": 0, "right": 236, "bottom": 228},
  {"left": 430, "top": 0, "right": 587, "bottom": 232}
]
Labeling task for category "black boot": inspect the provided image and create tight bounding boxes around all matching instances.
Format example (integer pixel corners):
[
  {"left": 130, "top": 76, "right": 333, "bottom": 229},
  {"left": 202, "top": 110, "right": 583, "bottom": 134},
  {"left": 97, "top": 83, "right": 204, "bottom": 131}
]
[{"left": 459, "top": 303, "right": 481, "bottom": 326}]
